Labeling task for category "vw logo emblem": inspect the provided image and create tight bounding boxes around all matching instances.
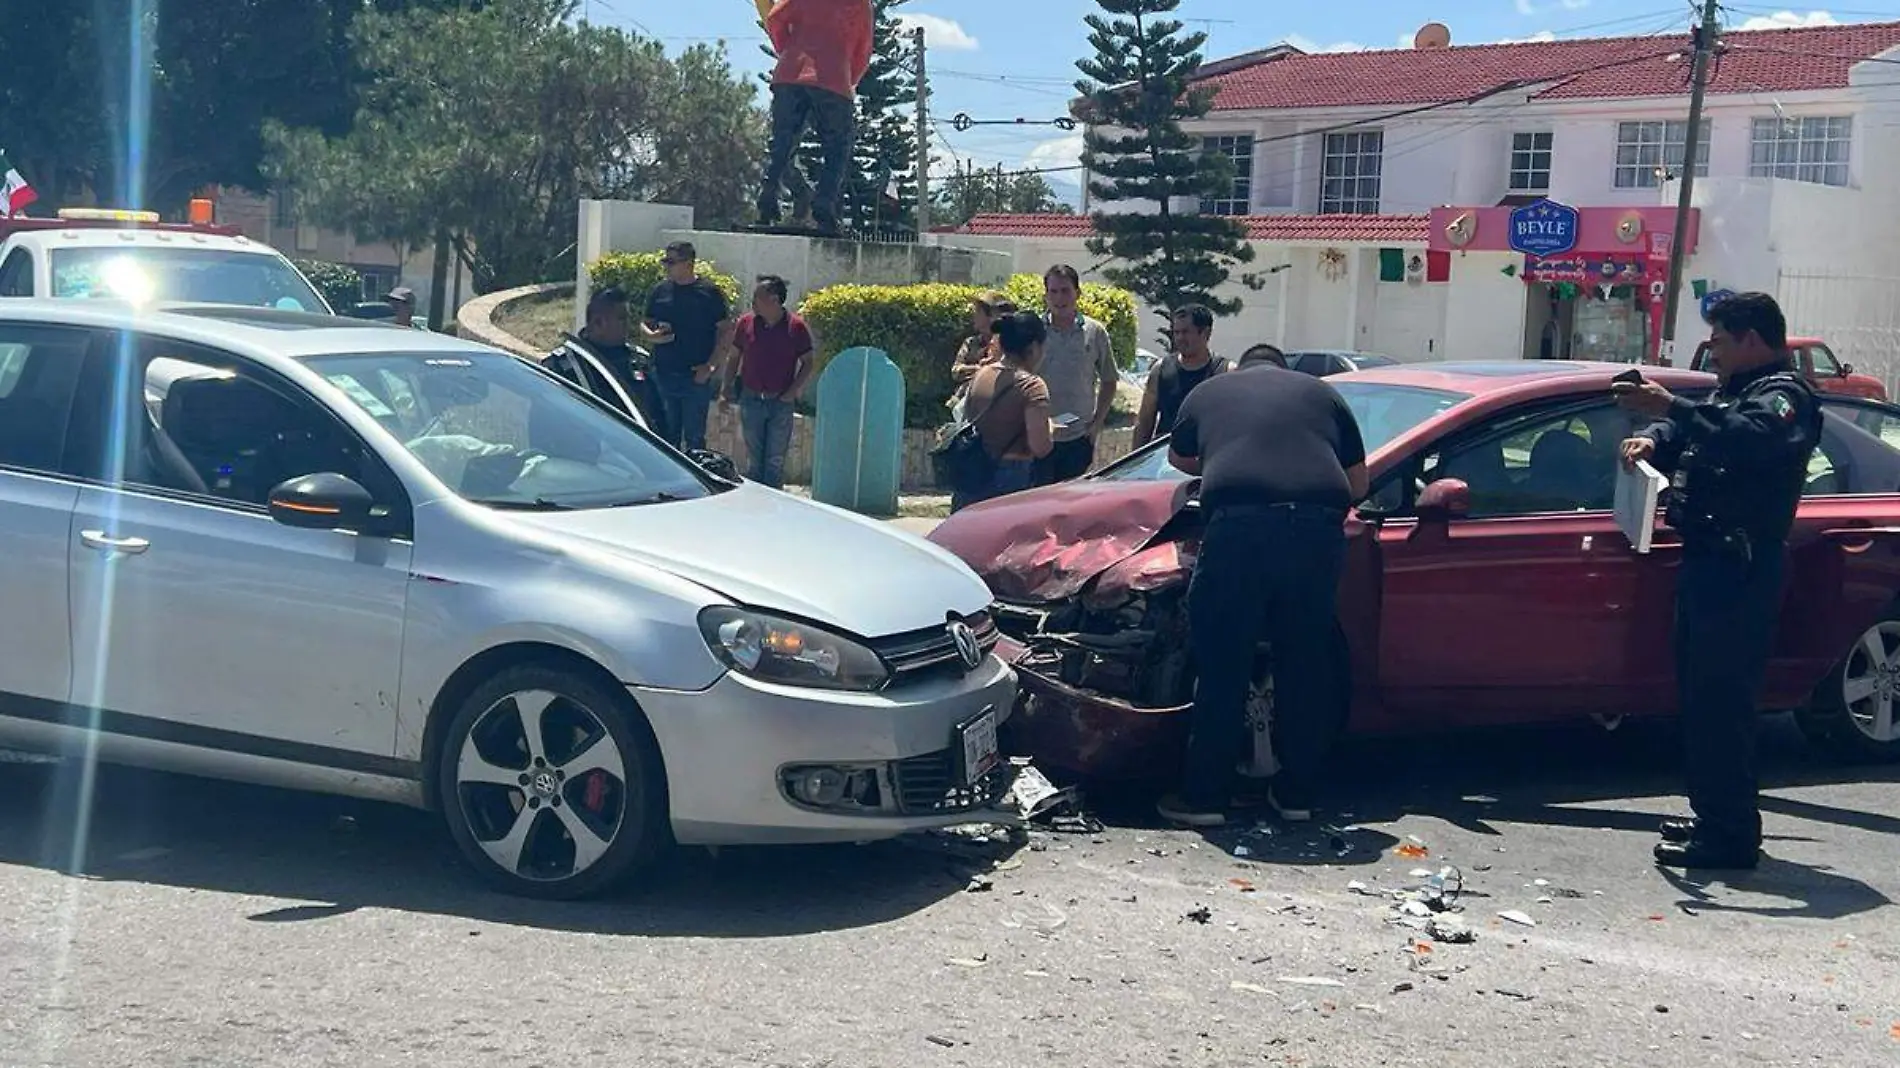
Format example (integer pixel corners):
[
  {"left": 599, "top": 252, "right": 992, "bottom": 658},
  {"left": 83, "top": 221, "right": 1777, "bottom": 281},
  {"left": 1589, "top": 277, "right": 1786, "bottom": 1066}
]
[{"left": 948, "top": 621, "right": 982, "bottom": 670}]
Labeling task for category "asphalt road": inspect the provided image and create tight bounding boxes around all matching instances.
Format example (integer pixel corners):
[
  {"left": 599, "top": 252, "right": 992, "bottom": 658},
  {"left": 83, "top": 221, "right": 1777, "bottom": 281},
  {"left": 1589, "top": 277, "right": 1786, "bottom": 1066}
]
[{"left": 1, "top": 715, "right": 1896, "bottom": 1068}]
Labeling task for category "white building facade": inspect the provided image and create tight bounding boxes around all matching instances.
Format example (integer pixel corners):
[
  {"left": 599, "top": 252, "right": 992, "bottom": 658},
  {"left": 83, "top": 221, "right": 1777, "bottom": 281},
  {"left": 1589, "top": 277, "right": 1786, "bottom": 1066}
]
[{"left": 949, "top": 20, "right": 1900, "bottom": 388}]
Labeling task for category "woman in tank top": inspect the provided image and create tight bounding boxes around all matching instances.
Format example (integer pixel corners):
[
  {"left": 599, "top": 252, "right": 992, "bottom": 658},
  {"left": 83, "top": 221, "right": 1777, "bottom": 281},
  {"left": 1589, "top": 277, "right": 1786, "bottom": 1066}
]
[{"left": 951, "top": 311, "right": 1056, "bottom": 512}]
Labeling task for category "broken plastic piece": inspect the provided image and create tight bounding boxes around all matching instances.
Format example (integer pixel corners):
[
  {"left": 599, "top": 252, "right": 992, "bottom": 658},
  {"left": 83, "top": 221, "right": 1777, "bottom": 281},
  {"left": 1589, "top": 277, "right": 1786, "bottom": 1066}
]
[
  {"left": 1498, "top": 909, "right": 1537, "bottom": 927},
  {"left": 1395, "top": 843, "right": 1430, "bottom": 859}
]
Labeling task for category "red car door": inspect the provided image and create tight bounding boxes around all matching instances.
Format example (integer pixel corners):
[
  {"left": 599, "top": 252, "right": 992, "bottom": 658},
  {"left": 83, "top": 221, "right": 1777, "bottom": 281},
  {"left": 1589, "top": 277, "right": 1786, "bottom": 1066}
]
[{"left": 1370, "top": 399, "right": 1676, "bottom": 726}]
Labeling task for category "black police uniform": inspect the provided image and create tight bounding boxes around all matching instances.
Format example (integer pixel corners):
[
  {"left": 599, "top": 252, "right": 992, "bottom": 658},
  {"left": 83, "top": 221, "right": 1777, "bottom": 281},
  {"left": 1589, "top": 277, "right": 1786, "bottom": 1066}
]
[
  {"left": 543, "top": 332, "right": 671, "bottom": 442},
  {"left": 1153, "top": 353, "right": 1229, "bottom": 438},
  {"left": 1637, "top": 358, "right": 1822, "bottom": 864}
]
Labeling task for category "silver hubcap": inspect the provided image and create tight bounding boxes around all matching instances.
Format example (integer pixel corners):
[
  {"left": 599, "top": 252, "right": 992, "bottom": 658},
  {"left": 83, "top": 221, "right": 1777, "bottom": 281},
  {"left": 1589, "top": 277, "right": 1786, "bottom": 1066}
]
[
  {"left": 1840, "top": 622, "right": 1900, "bottom": 743},
  {"left": 455, "top": 689, "right": 628, "bottom": 882}
]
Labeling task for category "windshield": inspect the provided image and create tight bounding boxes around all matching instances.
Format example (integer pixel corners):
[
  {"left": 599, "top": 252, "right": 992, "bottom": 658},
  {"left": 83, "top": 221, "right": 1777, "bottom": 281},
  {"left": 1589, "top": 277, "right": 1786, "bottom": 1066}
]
[
  {"left": 305, "top": 351, "right": 717, "bottom": 510},
  {"left": 1094, "top": 380, "right": 1472, "bottom": 484},
  {"left": 1330, "top": 381, "right": 1470, "bottom": 453},
  {"left": 52, "top": 246, "right": 329, "bottom": 312}
]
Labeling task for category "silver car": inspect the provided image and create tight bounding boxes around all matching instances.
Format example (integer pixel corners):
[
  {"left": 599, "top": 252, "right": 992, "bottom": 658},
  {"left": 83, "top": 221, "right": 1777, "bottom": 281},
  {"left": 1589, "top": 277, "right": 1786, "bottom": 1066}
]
[{"left": 0, "top": 301, "right": 1015, "bottom": 898}]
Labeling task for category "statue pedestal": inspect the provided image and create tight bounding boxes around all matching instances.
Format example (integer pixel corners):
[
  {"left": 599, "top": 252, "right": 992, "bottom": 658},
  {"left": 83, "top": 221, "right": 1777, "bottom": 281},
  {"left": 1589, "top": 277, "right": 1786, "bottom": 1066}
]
[{"left": 656, "top": 227, "right": 1011, "bottom": 303}]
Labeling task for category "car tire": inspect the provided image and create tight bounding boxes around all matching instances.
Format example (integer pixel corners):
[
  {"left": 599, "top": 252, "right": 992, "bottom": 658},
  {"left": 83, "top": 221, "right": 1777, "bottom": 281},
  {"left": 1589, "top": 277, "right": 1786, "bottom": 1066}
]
[
  {"left": 1796, "top": 608, "right": 1900, "bottom": 764},
  {"left": 437, "top": 662, "right": 669, "bottom": 899}
]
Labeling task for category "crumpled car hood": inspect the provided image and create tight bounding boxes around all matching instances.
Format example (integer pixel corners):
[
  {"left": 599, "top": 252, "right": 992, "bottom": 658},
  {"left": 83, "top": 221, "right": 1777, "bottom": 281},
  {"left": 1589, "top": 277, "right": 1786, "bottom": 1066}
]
[{"left": 926, "top": 480, "right": 1193, "bottom": 602}]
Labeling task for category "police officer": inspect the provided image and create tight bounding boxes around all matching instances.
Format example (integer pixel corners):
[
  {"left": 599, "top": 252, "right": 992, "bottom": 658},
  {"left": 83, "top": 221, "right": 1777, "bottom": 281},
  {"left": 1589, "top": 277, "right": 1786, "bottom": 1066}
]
[
  {"left": 543, "top": 286, "right": 671, "bottom": 440},
  {"left": 1133, "top": 305, "right": 1229, "bottom": 448},
  {"left": 1616, "top": 291, "right": 1822, "bottom": 869},
  {"left": 1157, "top": 353, "right": 1368, "bottom": 827}
]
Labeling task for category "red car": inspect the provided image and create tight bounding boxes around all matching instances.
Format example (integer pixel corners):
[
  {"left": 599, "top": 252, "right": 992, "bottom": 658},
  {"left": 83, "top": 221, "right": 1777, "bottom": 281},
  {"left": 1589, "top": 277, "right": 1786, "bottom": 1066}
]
[
  {"left": 1689, "top": 336, "right": 1888, "bottom": 401},
  {"left": 928, "top": 361, "right": 1900, "bottom": 782}
]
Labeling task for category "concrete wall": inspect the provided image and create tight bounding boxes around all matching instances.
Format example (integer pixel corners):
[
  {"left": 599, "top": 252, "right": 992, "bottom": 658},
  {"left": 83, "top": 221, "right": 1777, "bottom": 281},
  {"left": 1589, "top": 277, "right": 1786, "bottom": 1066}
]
[
  {"left": 662, "top": 229, "right": 1012, "bottom": 308},
  {"left": 575, "top": 200, "right": 696, "bottom": 328}
]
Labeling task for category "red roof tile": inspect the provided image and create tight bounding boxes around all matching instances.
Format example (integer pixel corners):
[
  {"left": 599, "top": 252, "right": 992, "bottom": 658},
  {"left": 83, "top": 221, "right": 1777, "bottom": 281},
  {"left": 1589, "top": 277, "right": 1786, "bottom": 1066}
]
[
  {"left": 1198, "top": 21, "right": 1900, "bottom": 111},
  {"left": 956, "top": 213, "right": 1430, "bottom": 244}
]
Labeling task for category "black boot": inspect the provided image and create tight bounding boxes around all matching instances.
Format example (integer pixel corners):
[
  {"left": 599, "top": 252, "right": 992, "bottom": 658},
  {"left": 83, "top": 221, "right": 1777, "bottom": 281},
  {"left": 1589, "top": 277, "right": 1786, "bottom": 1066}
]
[
  {"left": 1654, "top": 837, "right": 1760, "bottom": 869},
  {"left": 1659, "top": 818, "right": 1697, "bottom": 843}
]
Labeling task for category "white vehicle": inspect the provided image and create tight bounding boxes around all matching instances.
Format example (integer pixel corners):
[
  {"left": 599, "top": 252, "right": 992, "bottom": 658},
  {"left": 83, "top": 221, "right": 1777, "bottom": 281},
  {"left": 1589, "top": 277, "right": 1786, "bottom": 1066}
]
[
  {"left": 0, "top": 300, "right": 1014, "bottom": 898},
  {"left": 0, "top": 209, "right": 332, "bottom": 314}
]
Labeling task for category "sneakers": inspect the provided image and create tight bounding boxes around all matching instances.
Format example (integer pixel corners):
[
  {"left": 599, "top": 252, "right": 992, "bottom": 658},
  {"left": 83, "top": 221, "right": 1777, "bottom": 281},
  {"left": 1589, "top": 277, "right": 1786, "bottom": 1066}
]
[
  {"left": 1157, "top": 794, "right": 1227, "bottom": 828},
  {"left": 1659, "top": 817, "right": 1697, "bottom": 843},
  {"left": 1653, "top": 838, "right": 1761, "bottom": 869}
]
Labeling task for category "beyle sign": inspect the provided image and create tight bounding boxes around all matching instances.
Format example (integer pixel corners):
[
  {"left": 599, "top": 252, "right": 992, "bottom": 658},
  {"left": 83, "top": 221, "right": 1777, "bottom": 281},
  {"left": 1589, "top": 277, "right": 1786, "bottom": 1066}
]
[{"left": 1508, "top": 198, "right": 1580, "bottom": 257}]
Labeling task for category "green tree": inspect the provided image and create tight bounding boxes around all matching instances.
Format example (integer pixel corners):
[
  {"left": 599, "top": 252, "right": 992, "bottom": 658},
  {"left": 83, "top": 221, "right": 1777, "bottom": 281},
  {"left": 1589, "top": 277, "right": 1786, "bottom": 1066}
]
[
  {"left": 1075, "top": 0, "right": 1256, "bottom": 331},
  {"left": 757, "top": 0, "right": 919, "bottom": 231},
  {"left": 932, "top": 161, "right": 1071, "bottom": 227},
  {"left": 266, "top": 0, "right": 762, "bottom": 294},
  {"left": 0, "top": 2, "right": 476, "bottom": 213}
]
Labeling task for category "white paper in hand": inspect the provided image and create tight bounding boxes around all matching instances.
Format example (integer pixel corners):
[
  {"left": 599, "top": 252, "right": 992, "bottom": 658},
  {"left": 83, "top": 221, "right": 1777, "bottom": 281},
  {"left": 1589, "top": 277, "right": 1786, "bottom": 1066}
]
[{"left": 1615, "top": 459, "right": 1667, "bottom": 553}]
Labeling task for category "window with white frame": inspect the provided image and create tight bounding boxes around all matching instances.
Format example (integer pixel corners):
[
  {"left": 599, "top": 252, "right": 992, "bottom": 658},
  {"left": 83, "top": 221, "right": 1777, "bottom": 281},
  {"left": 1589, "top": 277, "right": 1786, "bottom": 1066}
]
[
  {"left": 1509, "top": 132, "right": 1553, "bottom": 192},
  {"left": 1614, "top": 120, "right": 1710, "bottom": 188},
  {"left": 1200, "top": 135, "right": 1255, "bottom": 215},
  {"left": 1320, "top": 130, "right": 1383, "bottom": 214},
  {"left": 356, "top": 266, "right": 400, "bottom": 304},
  {"left": 1749, "top": 116, "right": 1851, "bottom": 187}
]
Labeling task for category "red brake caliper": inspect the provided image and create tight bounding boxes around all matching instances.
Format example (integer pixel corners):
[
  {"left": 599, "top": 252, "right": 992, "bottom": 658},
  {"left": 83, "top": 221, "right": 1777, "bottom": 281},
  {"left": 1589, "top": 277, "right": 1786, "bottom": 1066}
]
[{"left": 583, "top": 770, "right": 609, "bottom": 813}]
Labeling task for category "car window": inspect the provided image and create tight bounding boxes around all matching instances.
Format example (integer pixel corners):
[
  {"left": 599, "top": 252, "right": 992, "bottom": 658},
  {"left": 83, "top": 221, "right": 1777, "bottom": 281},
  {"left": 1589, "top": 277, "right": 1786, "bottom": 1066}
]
[
  {"left": 50, "top": 246, "right": 327, "bottom": 312},
  {"left": 0, "top": 249, "right": 33, "bottom": 296},
  {"left": 1808, "top": 343, "right": 1844, "bottom": 377},
  {"left": 126, "top": 346, "right": 396, "bottom": 512},
  {"left": 1807, "top": 402, "right": 1900, "bottom": 496},
  {"left": 0, "top": 324, "right": 90, "bottom": 475},
  {"left": 1092, "top": 439, "right": 1191, "bottom": 484},
  {"left": 1423, "top": 402, "right": 1642, "bottom": 518},
  {"left": 309, "top": 350, "right": 719, "bottom": 510},
  {"left": 1292, "top": 354, "right": 1331, "bottom": 376},
  {"left": 1329, "top": 381, "right": 1471, "bottom": 454}
]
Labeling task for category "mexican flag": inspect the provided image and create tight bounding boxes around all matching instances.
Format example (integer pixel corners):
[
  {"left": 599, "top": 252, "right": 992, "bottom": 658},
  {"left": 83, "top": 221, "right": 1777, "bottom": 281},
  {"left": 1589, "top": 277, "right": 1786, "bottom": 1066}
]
[{"left": 1, "top": 153, "right": 38, "bottom": 217}]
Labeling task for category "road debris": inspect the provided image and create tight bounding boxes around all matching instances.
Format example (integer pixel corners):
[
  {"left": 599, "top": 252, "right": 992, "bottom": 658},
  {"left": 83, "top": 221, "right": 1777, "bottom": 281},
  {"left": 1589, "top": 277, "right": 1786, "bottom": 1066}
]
[
  {"left": 1279, "top": 976, "right": 1347, "bottom": 988},
  {"left": 1393, "top": 981, "right": 1416, "bottom": 993},
  {"left": 1185, "top": 906, "right": 1213, "bottom": 925},
  {"left": 1395, "top": 842, "right": 1430, "bottom": 859},
  {"left": 1494, "top": 988, "right": 1536, "bottom": 1002},
  {"left": 1498, "top": 909, "right": 1538, "bottom": 928},
  {"left": 966, "top": 876, "right": 994, "bottom": 893},
  {"left": 926, "top": 1035, "right": 957, "bottom": 1048},
  {"left": 1229, "top": 878, "right": 1257, "bottom": 893},
  {"left": 1461, "top": 794, "right": 1499, "bottom": 804},
  {"left": 1231, "top": 982, "right": 1277, "bottom": 996},
  {"left": 1426, "top": 915, "right": 1477, "bottom": 944},
  {"left": 947, "top": 956, "right": 989, "bottom": 968}
]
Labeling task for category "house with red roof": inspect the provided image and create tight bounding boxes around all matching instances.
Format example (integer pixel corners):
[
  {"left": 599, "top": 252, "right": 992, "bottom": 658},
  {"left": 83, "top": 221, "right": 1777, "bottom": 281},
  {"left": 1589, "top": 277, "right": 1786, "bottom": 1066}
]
[{"left": 944, "top": 19, "right": 1900, "bottom": 382}]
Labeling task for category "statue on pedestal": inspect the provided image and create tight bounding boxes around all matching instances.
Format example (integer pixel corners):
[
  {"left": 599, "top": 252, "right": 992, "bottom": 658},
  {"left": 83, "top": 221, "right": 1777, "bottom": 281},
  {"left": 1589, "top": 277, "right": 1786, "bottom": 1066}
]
[{"left": 755, "top": 0, "right": 874, "bottom": 237}]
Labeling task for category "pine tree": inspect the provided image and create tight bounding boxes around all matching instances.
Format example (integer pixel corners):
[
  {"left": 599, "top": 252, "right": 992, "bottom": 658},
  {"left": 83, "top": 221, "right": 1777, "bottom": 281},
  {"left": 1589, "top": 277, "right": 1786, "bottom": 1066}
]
[
  {"left": 755, "top": 0, "right": 919, "bottom": 232},
  {"left": 1075, "top": 0, "right": 1256, "bottom": 327}
]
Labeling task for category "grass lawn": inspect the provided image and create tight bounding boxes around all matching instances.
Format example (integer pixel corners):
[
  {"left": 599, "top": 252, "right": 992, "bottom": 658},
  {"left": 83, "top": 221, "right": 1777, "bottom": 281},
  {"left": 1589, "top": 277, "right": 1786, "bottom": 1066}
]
[{"left": 493, "top": 289, "right": 575, "bottom": 352}]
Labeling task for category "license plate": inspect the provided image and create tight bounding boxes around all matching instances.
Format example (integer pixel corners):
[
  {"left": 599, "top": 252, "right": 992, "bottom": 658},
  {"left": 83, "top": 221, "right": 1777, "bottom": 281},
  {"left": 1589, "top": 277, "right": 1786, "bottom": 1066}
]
[{"left": 956, "top": 706, "right": 1000, "bottom": 786}]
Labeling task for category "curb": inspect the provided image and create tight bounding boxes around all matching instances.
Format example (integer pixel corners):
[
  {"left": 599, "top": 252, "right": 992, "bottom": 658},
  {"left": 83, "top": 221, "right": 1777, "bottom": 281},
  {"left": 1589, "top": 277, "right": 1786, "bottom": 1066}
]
[{"left": 457, "top": 281, "right": 571, "bottom": 358}]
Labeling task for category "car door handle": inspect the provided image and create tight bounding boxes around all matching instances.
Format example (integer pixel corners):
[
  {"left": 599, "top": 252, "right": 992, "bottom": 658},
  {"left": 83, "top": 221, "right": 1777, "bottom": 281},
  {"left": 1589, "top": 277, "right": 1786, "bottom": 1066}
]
[{"left": 79, "top": 530, "right": 151, "bottom": 555}]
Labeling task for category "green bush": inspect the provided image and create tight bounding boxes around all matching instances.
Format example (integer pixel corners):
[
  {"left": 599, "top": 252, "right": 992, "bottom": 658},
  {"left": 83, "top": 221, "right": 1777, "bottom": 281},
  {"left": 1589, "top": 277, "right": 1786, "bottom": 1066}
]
[
  {"left": 587, "top": 251, "right": 742, "bottom": 311},
  {"left": 798, "top": 275, "right": 1141, "bottom": 428},
  {"left": 293, "top": 260, "right": 363, "bottom": 311}
]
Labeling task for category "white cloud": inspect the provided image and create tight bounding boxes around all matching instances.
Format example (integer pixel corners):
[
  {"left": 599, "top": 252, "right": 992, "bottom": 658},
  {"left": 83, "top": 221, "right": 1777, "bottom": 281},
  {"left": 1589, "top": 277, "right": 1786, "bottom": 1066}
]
[
  {"left": 894, "top": 12, "right": 978, "bottom": 51},
  {"left": 1735, "top": 10, "right": 1839, "bottom": 31},
  {"left": 1024, "top": 133, "right": 1085, "bottom": 172},
  {"left": 1561, "top": 0, "right": 1591, "bottom": 9},
  {"left": 1494, "top": 29, "right": 1560, "bottom": 44},
  {"left": 1515, "top": 0, "right": 1537, "bottom": 15},
  {"left": 1282, "top": 34, "right": 1368, "bottom": 53}
]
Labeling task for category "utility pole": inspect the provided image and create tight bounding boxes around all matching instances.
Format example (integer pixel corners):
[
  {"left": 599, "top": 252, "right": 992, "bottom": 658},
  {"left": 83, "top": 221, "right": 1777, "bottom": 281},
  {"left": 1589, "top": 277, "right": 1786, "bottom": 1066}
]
[
  {"left": 913, "top": 23, "right": 931, "bottom": 233},
  {"left": 1658, "top": 0, "right": 1720, "bottom": 366}
]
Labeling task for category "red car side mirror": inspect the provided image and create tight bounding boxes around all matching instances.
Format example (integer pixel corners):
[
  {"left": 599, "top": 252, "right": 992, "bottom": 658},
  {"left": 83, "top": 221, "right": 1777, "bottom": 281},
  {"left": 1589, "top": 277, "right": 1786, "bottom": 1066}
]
[{"left": 1416, "top": 478, "right": 1471, "bottom": 522}]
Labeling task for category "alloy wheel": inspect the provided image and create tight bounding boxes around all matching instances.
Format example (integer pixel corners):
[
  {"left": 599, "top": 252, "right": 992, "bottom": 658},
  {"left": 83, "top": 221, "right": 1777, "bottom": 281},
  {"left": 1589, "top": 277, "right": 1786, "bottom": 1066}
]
[
  {"left": 453, "top": 688, "right": 629, "bottom": 883},
  {"left": 1839, "top": 620, "right": 1900, "bottom": 744}
]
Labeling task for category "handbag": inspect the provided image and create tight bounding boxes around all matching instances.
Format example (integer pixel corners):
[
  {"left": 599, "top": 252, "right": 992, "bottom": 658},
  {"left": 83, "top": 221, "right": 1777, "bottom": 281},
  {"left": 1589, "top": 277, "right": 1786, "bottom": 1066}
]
[{"left": 931, "top": 371, "right": 1020, "bottom": 492}]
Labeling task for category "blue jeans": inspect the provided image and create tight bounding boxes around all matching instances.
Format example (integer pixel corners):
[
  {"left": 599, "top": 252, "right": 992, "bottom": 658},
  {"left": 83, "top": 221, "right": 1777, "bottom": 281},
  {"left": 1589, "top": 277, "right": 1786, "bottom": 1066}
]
[
  {"left": 1181, "top": 502, "right": 1348, "bottom": 811},
  {"left": 739, "top": 393, "right": 796, "bottom": 488},
  {"left": 950, "top": 458, "right": 1034, "bottom": 513},
  {"left": 654, "top": 373, "right": 715, "bottom": 452}
]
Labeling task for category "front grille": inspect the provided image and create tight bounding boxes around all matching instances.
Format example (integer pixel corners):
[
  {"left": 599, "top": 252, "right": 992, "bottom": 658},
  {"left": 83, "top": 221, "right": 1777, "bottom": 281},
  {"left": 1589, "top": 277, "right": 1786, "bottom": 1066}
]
[
  {"left": 890, "top": 749, "right": 1011, "bottom": 814},
  {"left": 870, "top": 612, "right": 999, "bottom": 684}
]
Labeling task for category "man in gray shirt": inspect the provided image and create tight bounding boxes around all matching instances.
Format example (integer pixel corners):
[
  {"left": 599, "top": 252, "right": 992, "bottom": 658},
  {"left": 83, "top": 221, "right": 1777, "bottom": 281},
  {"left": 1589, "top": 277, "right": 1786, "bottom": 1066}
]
[{"left": 1035, "top": 264, "right": 1119, "bottom": 484}]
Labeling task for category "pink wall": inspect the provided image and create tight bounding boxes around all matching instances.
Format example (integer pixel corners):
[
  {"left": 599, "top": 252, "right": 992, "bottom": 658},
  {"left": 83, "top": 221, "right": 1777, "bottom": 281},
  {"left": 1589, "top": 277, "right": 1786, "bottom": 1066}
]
[{"left": 1427, "top": 205, "right": 1699, "bottom": 256}]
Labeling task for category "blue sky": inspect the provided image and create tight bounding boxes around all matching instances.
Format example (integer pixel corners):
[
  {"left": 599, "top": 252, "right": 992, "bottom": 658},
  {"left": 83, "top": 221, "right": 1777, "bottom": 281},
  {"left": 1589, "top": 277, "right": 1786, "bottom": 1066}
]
[{"left": 596, "top": 2, "right": 1889, "bottom": 202}]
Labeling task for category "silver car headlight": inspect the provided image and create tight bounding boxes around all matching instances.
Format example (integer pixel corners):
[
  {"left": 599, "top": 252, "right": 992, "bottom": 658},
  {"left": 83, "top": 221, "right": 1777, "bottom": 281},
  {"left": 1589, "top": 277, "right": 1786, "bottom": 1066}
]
[{"left": 697, "top": 607, "right": 890, "bottom": 692}]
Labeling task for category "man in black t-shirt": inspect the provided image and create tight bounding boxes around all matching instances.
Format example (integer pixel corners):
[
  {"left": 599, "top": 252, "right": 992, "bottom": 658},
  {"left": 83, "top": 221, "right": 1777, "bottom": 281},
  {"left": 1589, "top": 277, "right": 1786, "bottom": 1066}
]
[
  {"left": 1133, "top": 305, "right": 1229, "bottom": 449},
  {"left": 1157, "top": 361, "right": 1369, "bottom": 829},
  {"left": 639, "top": 241, "right": 734, "bottom": 451}
]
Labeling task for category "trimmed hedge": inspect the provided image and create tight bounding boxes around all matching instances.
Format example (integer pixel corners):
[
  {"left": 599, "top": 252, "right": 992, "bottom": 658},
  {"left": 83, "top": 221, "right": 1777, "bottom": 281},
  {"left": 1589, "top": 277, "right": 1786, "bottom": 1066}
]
[
  {"left": 588, "top": 251, "right": 743, "bottom": 310},
  {"left": 799, "top": 276, "right": 1140, "bottom": 428},
  {"left": 293, "top": 259, "right": 363, "bottom": 311}
]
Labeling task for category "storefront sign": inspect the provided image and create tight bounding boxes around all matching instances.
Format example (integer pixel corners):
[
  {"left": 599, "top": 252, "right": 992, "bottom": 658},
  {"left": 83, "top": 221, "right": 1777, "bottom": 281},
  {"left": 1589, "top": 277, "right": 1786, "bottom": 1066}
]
[
  {"left": 1508, "top": 199, "right": 1580, "bottom": 257},
  {"left": 1519, "top": 254, "right": 1647, "bottom": 285}
]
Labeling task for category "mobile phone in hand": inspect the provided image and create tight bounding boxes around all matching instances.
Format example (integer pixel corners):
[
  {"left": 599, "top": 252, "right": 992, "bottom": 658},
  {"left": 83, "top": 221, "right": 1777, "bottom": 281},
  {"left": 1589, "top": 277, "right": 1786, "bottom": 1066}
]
[{"left": 1612, "top": 368, "right": 1645, "bottom": 387}]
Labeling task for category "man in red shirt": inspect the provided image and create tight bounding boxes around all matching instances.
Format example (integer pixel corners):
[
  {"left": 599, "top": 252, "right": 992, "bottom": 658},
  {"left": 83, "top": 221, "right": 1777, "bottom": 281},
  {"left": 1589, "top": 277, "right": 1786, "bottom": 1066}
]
[
  {"left": 757, "top": 0, "right": 874, "bottom": 235},
  {"left": 721, "top": 275, "right": 816, "bottom": 488}
]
